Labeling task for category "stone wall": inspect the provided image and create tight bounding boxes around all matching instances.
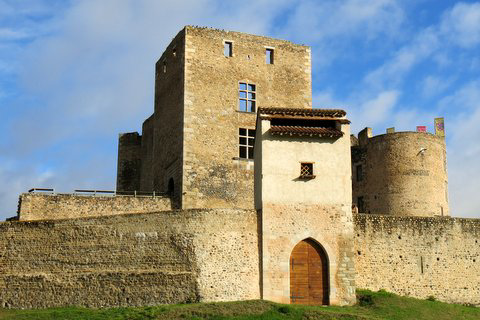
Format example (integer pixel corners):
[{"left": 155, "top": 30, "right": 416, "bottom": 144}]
[
  {"left": 352, "top": 130, "right": 449, "bottom": 217},
  {"left": 0, "top": 209, "right": 260, "bottom": 308},
  {"left": 354, "top": 214, "right": 480, "bottom": 305},
  {"left": 116, "top": 132, "right": 142, "bottom": 192},
  {"left": 17, "top": 193, "right": 171, "bottom": 221},
  {"left": 181, "top": 27, "right": 312, "bottom": 209}
]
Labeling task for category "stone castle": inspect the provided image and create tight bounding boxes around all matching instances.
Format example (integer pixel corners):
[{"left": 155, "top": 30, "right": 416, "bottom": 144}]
[{"left": 1, "top": 26, "right": 478, "bottom": 308}]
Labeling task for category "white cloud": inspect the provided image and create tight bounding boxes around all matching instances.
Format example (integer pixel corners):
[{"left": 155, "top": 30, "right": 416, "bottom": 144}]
[
  {"left": 420, "top": 75, "right": 453, "bottom": 98},
  {"left": 441, "top": 2, "right": 480, "bottom": 48}
]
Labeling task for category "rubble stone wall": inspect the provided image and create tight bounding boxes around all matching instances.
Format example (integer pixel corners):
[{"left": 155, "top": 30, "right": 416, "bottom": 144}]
[
  {"left": 17, "top": 193, "right": 171, "bottom": 221},
  {"left": 0, "top": 209, "right": 260, "bottom": 308},
  {"left": 354, "top": 214, "right": 480, "bottom": 305}
]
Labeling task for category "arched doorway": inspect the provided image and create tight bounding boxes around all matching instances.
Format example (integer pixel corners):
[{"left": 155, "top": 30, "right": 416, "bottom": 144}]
[{"left": 290, "top": 238, "right": 329, "bottom": 305}]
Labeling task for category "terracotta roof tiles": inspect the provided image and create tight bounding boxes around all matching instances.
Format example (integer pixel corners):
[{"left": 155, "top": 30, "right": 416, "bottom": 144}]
[{"left": 269, "top": 126, "right": 344, "bottom": 138}]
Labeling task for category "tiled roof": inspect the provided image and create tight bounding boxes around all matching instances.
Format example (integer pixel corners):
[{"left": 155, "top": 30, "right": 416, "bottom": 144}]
[
  {"left": 270, "top": 126, "right": 344, "bottom": 138},
  {"left": 258, "top": 107, "right": 346, "bottom": 118},
  {"left": 261, "top": 115, "right": 351, "bottom": 124}
]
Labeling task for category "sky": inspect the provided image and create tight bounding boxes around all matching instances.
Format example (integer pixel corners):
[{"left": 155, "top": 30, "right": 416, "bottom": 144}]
[{"left": 0, "top": 0, "right": 479, "bottom": 220}]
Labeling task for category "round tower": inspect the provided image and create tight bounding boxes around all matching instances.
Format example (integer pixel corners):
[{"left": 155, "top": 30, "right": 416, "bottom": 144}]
[{"left": 352, "top": 129, "right": 448, "bottom": 217}]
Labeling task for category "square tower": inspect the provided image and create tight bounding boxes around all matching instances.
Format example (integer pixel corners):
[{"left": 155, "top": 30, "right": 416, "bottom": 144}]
[
  {"left": 254, "top": 107, "right": 356, "bottom": 306},
  {"left": 117, "top": 26, "right": 312, "bottom": 209}
]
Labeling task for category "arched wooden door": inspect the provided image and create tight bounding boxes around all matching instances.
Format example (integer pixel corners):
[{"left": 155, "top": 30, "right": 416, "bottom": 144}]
[{"left": 290, "top": 239, "right": 329, "bottom": 305}]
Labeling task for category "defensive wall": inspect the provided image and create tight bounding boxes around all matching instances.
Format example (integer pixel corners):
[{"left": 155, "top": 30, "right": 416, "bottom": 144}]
[
  {"left": 1, "top": 207, "right": 480, "bottom": 308},
  {"left": 354, "top": 214, "right": 480, "bottom": 305},
  {"left": 17, "top": 193, "right": 171, "bottom": 221},
  {"left": 0, "top": 209, "right": 260, "bottom": 308},
  {"left": 352, "top": 129, "right": 448, "bottom": 217}
]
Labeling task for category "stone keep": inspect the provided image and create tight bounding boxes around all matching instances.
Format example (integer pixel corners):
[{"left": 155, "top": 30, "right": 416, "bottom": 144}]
[
  {"left": 116, "top": 26, "right": 312, "bottom": 209},
  {"left": 254, "top": 107, "right": 356, "bottom": 306}
]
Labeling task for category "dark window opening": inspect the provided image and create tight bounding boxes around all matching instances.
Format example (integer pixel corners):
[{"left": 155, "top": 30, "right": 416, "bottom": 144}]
[
  {"left": 224, "top": 41, "right": 233, "bottom": 57},
  {"left": 239, "top": 128, "right": 255, "bottom": 159},
  {"left": 270, "top": 118, "right": 336, "bottom": 128},
  {"left": 266, "top": 48, "right": 274, "bottom": 64},
  {"left": 356, "top": 164, "right": 363, "bottom": 182},
  {"left": 172, "top": 48, "right": 177, "bottom": 57},
  {"left": 300, "top": 162, "right": 315, "bottom": 179},
  {"left": 239, "top": 82, "right": 256, "bottom": 112},
  {"left": 357, "top": 196, "right": 364, "bottom": 213},
  {"left": 167, "top": 178, "right": 174, "bottom": 195},
  {"left": 163, "top": 61, "right": 167, "bottom": 73}
]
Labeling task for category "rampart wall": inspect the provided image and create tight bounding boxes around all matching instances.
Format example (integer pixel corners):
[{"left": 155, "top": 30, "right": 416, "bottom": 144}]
[
  {"left": 354, "top": 214, "right": 480, "bottom": 305},
  {"left": 17, "top": 193, "right": 171, "bottom": 221},
  {"left": 0, "top": 209, "right": 260, "bottom": 308}
]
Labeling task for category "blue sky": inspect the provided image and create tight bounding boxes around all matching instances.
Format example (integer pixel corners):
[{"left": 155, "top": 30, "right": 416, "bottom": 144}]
[{"left": 0, "top": 0, "right": 479, "bottom": 220}]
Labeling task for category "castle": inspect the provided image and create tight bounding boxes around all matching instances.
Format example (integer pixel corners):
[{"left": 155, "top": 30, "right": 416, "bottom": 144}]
[{"left": 1, "top": 26, "right": 479, "bottom": 309}]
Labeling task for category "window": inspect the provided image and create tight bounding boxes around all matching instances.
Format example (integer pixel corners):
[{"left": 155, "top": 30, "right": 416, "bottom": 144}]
[
  {"left": 172, "top": 47, "right": 177, "bottom": 57},
  {"left": 239, "top": 128, "right": 255, "bottom": 159},
  {"left": 356, "top": 164, "right": 363, "bottom": 182},
  {"left": 163, "top": 60, "right": 166, "bottom": 73},
  {"left": 224, "top": 41, "right": 233, "bottom": 57},
  {"left": 239, "top": 82, "right": 256, "bottom": 112},
  {"left": 357, "top": 197, "right": 364, "bottom": 213},
  {"left": 266, "top": 48, "right": 274, "bottom": 64},
  {"left": 300, "top": 162, "right": 315, "bottom": 179}
]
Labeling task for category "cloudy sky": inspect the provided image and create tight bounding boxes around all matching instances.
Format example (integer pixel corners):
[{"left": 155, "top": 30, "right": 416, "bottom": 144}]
[{"left": 0, "top": 0, "right": 479, "bottom": 220}]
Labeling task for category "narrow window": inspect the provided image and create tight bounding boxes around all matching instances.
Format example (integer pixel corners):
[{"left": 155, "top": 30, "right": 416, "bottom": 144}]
[
  {"left": 357, "top": 196, "right": 364, "bottom": 213},
  {"left": 172, "top": 47, "right": 177, "bottom": 57},
  {"left": 300, "top": 162, "right": 315, "bottom": 179},
  {"left": 239, "top": 128, "right": 255, "bottom": 159},
  {"left": 224, "top": 41, "right": 233, "bottom": 57},
  {"left": 356, "top": 164, "right": 363, "bottom": 182},
  {"left": 266, "top": 48, "right": 274, "bottom": 64},
  {"left": 163, "top": 60, "right": 167, "bottom": 73},
  {"left": 239, "top": 82, "right": 256, "bottom": 112}
]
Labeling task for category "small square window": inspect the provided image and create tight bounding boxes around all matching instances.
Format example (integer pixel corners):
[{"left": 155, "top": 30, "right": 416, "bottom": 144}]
[
  {"left": 300, "top": 163, "right": 315, "bottom": 179},
  {"left": 224, "top": 41, "right": 233, "bottom": 57},
  {"left": 266, "top": 48, "right": 274, "bottom": 64}
]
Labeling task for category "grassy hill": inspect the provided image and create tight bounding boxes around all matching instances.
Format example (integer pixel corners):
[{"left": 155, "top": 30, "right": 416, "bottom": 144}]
[{"left": 0, "top": 290, "right": 479, "bottom": 320}]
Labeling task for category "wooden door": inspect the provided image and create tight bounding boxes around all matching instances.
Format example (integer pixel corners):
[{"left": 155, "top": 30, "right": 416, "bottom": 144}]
[{"left": 290, "top": 239, "right": 329, "bottom": 305}]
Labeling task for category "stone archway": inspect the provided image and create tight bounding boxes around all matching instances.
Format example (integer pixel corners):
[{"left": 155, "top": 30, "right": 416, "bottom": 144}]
[{"left": 290, "top": 238, "right": 329, "bottom": 305}]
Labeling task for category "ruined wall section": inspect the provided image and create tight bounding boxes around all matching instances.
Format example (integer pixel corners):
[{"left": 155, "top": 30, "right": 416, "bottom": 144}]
[
  {"left": 17, "top": 193, "right": 171, "bottom": 221},
  {"left": 0, "top": 209, "right": 260, "bottom": 308},
  {"left": 354, "top": 214, "right": 480, "bottom": 305},
  {"left": 152, "top": 28, "right": 186, "bottom": 208},
  {"left": 182, "top": 27, "right": 312, "bottom": 209},
  {"left": 116, "top": 132, "right": 142, "bottom": 192},
  {"left": 352, "top": 131, "right": 448, "bottom": 217}
]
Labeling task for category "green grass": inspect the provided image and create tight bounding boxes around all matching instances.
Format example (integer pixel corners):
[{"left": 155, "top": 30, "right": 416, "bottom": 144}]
[{"left": 0, "top": 290, "right": 479, "bottom": 320}]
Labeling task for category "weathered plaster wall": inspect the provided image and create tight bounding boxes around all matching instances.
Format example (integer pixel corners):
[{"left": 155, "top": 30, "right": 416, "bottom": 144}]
[
  {"left": 354, "top": 214, "right": 480, "bottom": 305},
  {"left": 17, "top": 193, "right": 171, "bottom": 221},
  {"left": 352, "top": 131, "right": 449, "bottom": 217},
  {"left": 0, "top": 209, "right": 260, "bottom": 308},
  {"left": 182, "top": 27, "right": 312, "bottom": 210},
  {"left": 257, "top": 119, "right": 355, "bottom": 306}
]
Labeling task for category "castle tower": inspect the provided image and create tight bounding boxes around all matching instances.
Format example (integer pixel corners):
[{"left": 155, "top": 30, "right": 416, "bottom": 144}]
[
  {"left": 351, "top": 127, "right": 449, "bottom": 217},
  {"left": 254, "top": 107, "right": 356, "bottom": 306},
  {"left": 116, "top": 26, "right": 312, "bottom": 209}
]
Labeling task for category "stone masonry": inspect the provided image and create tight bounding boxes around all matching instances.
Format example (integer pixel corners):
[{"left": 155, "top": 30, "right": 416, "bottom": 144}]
[
  {"left": 117, "top": 26, "right": 312, "bottom": 209},
  {"left": 17, "top": 193, "right": 171, "bottom": 221}
]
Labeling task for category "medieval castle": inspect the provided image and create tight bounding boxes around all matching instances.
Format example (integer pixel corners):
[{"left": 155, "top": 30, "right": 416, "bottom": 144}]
[{"left": 1, "top": 26, "right": 478, "bottom": 308}]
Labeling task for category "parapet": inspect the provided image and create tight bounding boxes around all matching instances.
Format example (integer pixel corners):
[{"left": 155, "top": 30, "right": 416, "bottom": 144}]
[{"left": 17, "top": 191, "right": 171, "bottom": 221}]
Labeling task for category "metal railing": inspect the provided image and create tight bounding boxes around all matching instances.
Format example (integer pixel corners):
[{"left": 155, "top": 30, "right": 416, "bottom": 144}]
[{"left": 28, "top": 188, "right": 168, "bottom": 198}]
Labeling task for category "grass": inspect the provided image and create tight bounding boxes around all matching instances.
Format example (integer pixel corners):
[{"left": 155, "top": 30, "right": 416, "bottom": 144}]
[{"left": 0, "top": 290, "right": 479, "bottom": 320}]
